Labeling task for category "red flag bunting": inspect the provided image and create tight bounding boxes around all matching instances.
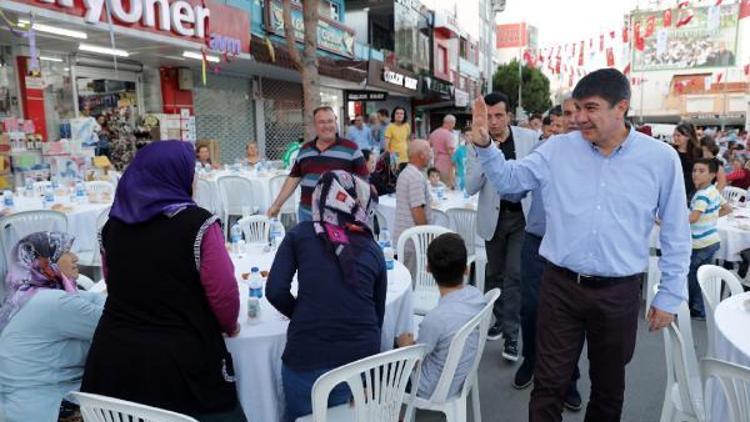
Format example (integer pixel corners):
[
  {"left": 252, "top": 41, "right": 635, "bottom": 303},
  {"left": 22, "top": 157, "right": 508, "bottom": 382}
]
[
  {"left": 663, "top": 9, "right": 673, "bottom": 27},
  {"left": 609, "top": 31, "right": 616, "bottom": 39},
  {"left": 677, "top": 2, "right": 694, "bottom": 27},
  {"left": 715, "top": 72, "right": 723, "bottom": 83},
  {"left": 606, "top": 48, "right": 615, "bottom": 67},
  {"left": 589, "top": 38, "right": 593, "bottom": 48},
  {"left": 599, "top": 34, "right": 605, "bottom": 51},
  {"left": 634, "top": 21, "right": 645, "bottom": 51},
  {"left": 622, "top": 27, "right": 629, "bottom": 43},
  {"left": 623, "top": 63, "right": 631, "bottom": 75},
  {"left": 715, "top": 0, "right": 723, "bottom": 6},
  {"left": 740, "top": 0, "right": 750, "bottom": 19},
  {"left": 555, "top": 58, "right": 561, "bottom": 74},
  {"left": 744, "top": 64, "right": 750, "bottom": 76}
]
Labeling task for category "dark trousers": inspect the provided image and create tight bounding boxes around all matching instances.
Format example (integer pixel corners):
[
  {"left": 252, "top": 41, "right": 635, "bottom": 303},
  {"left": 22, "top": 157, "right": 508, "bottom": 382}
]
[
  {"left": 484, "top": 209, "right": 525, "bottom": 343},
  {"left": 530, "top": 265, "right": 641, "bottom": 422},
  {"left": 687, "top": 242, "right": 720, "bottom": 316},
  {"left": 520, "top": 233, "right": 580, "bottom": 383}
]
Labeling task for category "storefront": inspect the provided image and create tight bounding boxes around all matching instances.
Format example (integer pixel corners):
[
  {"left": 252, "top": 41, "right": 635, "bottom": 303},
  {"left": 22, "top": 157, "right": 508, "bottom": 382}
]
[{"left": 364, "top": 59, "right": 420, "bottom": 131}]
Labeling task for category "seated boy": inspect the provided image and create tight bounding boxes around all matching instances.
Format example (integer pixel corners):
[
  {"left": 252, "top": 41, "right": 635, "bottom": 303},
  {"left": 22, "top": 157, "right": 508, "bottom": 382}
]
[
  {"left": 427, "top": 167, "right": 446, "bottom": 189},
  {"left": 398, "top": 233, "right": 487, "bottom": 398},
  {"left": 688, "top": 158, "right": 732, "bottom": 319}
]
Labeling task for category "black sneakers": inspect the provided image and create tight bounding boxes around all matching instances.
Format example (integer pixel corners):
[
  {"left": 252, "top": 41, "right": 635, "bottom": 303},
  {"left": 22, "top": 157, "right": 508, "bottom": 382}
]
[
  {"left": 487, "top": 323, "right": 503, "bottom": 341},
  {"left": 563, "top": 383, "right": 583, "bottom": 411},
  {"left": 513, "top": 360, "right": 534, "bottom": 389},
  {"left": 502, "top": 341, "right": 519, "bottom": 362}
]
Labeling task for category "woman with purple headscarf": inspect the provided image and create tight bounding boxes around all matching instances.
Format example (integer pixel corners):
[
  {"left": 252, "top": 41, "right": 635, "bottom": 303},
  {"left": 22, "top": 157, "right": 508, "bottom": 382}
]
[
  {"left": 80, "top": 141, "right": 245, "bottom": 421},
  {"left": 266, "top": 170, "right": 387, "bottom": 421},
  {"left": 0, "top": 231, "right": 104, "bottom": 422}
]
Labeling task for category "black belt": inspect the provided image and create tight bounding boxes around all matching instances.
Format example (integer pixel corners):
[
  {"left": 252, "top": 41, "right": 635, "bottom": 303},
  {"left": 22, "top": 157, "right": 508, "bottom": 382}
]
[{"left": 548, "top": 263, "right": 642, "bottom": 289}]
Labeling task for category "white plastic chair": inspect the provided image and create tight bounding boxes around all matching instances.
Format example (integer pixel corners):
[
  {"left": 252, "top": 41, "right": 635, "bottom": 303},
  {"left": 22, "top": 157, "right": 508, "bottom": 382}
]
[
  {"left": 296, "top": 344, "right": 427, "bottom": 422},
  {"left": 216, "top": 175, "right": 257, "bottom": 237},
  {"left": 431, "top": 208, "right": 450, "bottom": 228},
  {"left": 404, "top": 289, "right": 501, "bottom": 422},
  {"left": 69, "top": 391, "right": 198, "bottom": 422},
  {"left": 446, "top": 208, "right": 483, "bottom": 288},
  {"left": 659, "top": 300, "right": 704, "bottom": 422},
  {"left": 194, "top": 179, "right": 215, "bottom": 213},
  {"left": 645, "top": 255, "right": 662, "bottom": 319},
  {"left": 722, "top": 186, "right": 746, "bottom": 204},
  {"left": 697, "top": 265, "right": 744, "bottom": 358},
  {"left": 0, "top": 211, "right": 68, "bottom": 265},
  {"left": 701, "top": 358, "right": 750, "bottom": 422},
  {"left": 236, "top": 215, "right": 282, "bottom": 244},
  {"left": 270, "top": 174, "right": 299, "bottom": 224},
  {"left": 75, "top": 274, "right": 96, "bottom": 291},
  {"left": 85, "top": 181, "right": 115, "bottom": 197},
  {"left": 32, "top": 180, "right": 52, "bottom": 196},
  {"left": 77, "top": 207, "right": 110, "bottom": 276},
  {"left": 397, "top": 225, "right": 454, "bottom": 315}
]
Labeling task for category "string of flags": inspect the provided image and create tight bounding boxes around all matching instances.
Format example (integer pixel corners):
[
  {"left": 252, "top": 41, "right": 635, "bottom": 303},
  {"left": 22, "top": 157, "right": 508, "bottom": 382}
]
[{"left": 520, "top": 0, "right": 750, "bottom": 89}]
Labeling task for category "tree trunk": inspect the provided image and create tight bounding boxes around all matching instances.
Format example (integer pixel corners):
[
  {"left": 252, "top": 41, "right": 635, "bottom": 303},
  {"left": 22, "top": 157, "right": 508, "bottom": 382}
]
[{"left": 282, "top": 0, "right": 321, "bottom": 141}]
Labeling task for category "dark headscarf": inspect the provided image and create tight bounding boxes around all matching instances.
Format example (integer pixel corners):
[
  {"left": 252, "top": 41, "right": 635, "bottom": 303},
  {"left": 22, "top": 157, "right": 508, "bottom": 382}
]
[
  {"left": 110, "top": 140, "right": 196, "bottom": 224},
  {"left": 0, "top": 232, "right": 76, "bottom": 332},
  {"left": 311, "top": 171, "right": 378, "bottom": 285}
]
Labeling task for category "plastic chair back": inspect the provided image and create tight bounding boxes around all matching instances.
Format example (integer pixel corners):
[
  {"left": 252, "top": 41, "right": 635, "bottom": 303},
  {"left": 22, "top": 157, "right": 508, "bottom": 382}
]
[
  {"left": 431, "top": 208, "right": 450, "bottom": 228},
  {"left": 76, "top": 274, "right": 96, "bottom": 290},
  {"left": 697, "top": 265, "right": 744, "bottom": 357},
  {"left": 397, "top": 225, "right": 453, "bottom": 314},
  {"left": 217, "top": 175, "right": 257, "bottom": 217},
  {"left": 701, "top": 358, "right": 750, "bottom": 422},
  {"left": 69, "top": 391, "right": 198, "bottom": 422},
  {"left": 429, "top": 289, "right": 500, "bottom": 403},
  {"left": 722, "top": 186, "right": 745, "bottom": 204},
  {"left": 0, "top": 211, "right": 68, "bottom": 265},
  {"left": 194, "top": 179, "right": 214, "bottom": 213},
  {"left": 237, "top": 215, "right": 274, "bottom": 244},
  {"left": 308, "top": 345, "right": 427, "bottom": 422},
  {"left": 446, "top": 208, "right": 477, "bottom": 256},
  {"left": 270, "top": 174, "right": 299, "bottom": 215}
]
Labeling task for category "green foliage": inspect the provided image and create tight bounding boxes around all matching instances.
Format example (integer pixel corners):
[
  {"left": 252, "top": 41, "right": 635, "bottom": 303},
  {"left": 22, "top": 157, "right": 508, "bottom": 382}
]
[{"left": 492, "top": 59, "right": 552, "bottom": 115}]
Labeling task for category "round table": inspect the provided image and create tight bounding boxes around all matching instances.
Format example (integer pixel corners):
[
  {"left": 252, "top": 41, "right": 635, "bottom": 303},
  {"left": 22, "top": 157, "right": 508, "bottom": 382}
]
[
  {"left": 709, "top": 292, "right": 750, "bottom": 421},
  {"left": 198, "top": 169, "right": 288, "bottom": 215},
  {"left": 650, "top": 206, "right": 750, "bottom": 262},
  {"left": 6, "top": 194, "right": 111, "bottom": 253},
  {"left": 224, "top": 243, "right": 414, "bottom": 422},
  {"left": 378, "top": 188, "right": 478, "bottom": 235}
]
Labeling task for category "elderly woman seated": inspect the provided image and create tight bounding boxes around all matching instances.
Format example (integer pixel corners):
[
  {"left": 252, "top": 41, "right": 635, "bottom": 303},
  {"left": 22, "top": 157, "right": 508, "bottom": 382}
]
[{"left": 0, "top": 232, "right": 104, "bottom": 422}]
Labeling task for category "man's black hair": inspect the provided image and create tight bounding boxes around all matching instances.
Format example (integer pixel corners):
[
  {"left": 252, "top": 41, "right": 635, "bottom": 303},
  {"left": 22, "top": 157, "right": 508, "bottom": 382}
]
[
  {"left": 484, "top": 92, "right": 512, "bottom": 112},
  {"left": 694, "top": 158, "right": 719, "bottom": 174},
  {"left": 427, "top": 233, "right": 467, "bottom": 287},
  {"left": 548, "top": 105, "right": 563, "bottom": 117},
  {"left": 572, "top": 68, "right": 631, "bottom": 108}
]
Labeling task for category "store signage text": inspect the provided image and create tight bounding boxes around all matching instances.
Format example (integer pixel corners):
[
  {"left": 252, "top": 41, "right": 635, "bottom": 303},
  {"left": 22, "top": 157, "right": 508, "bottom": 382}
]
[
  {"left": 266, "top": 0, "right": 355, "bottom": 58},
  {"left": 345, "top": 90, "right": 388, "bottom": 101},
  {"left": 209, "top": 33, "right": 241, "bottom": 56},
  {"left": 37, "top": 0, "right": 210, "bottom": 38},
  {"left": 383, "top": 70, "right": 418, "bottom": 91}
]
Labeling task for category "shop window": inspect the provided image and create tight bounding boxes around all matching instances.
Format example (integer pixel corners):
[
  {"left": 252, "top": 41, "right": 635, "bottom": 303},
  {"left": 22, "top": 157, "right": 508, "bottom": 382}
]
[
  {"left": 437, "top": 46, "right": 447, "bottom": 75},
  {"left": 40, "top": 56, "right": 75, "bottom": 141}
]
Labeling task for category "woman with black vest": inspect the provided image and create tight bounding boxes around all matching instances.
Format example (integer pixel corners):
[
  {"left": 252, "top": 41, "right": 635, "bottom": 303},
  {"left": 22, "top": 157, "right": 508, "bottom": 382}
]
[{"left": 81, "top": 141, "right": 245, "bottom": 421}]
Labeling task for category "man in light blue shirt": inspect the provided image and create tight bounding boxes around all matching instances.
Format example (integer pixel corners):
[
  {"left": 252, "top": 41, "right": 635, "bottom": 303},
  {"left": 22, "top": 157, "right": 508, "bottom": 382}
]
[
  {"left": 469, "top": 68, "right": 690, "bottom": 421},
  {"left": 346, "top": 115, "right": 372, "bottom": 151}
]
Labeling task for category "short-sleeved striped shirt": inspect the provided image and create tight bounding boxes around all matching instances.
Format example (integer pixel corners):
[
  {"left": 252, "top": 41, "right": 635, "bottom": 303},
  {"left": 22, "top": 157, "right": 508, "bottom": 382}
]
[
  {"left": 394, "top": 164, "right": 433, "bottom": 244},
  {"left": 690, "top": 184, "right": 725, "bottom": 249},
  {"left": 290, "top": 136, "right": 369, "bottom": 215}
]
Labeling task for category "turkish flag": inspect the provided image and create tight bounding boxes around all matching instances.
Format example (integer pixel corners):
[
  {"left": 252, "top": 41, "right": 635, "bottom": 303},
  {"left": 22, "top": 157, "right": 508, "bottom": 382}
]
[
  {"left": 740, "top": 0, "right": 750, "bottom": 19},
  {"left": 715, "top": 72, "right": 723, "bottom": 84},
  {"left": 715, "top": 0, "right": 723, "bottom": 6},
  {"left": 600, "top": 34, "right": 605, "bottom": 51},
  {"left": 606, "top": 48, "right": 615, "bottom": 67},
  {"left": 589, "top": 38, "right": 593, "bottom": 49},
  {"left": 609, "top": 31, "right": 616, "bottom": 39},
  {"left": 634, "top": 21, "right": 645, "bottom": 51},
  {"left": 623, "top": 63, "right": 631, "bottom": 75},
  {"left": 645, "top": 15, "right": 656, "bottom": 37},
  {"left": 555, "top": 58, "right": 561, "bottom": 74},
  {"left": 578, "top": 41, "right": 584, "bottom": 66},
  {"left": 622, "top": 27, "right": 629, "bottom": 43},
  {"left": 663, "top": 9, "right": 673, "bottom": 27},
  {"left": 744, "top": 64, "right": 750, "bottom": 76}
]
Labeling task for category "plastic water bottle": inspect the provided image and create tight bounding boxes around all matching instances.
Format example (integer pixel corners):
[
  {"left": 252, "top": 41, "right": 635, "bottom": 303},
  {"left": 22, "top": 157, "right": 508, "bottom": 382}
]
[
  {"left": 379, "top": 229, "right": 395, "bottom": 270},
  {"left": 247, "top": 267, "right": 263, "bottom": 324},
  {"left": 43, "top": 185, "right": 54, "bottom": 207},
  {"left": 269, "top": 218, "right": 283, "bottom": 249},
  {"left": 3, "top": 190, "right": 14, "bottom": 209},
  {"left": 436, "top": 184, "right": 445, "bottom": 200},
  {"left": 24, "top": 178, "right": 34, "bottom": 198},
  {"left": 230, "top": 223, "right": 243, "bottom": 255},
  {"left": 51, "top": 177, "right": 59, "bottom": 189},
  {"left": 75, "top": 180, "right": 86, "bottom": 203}
]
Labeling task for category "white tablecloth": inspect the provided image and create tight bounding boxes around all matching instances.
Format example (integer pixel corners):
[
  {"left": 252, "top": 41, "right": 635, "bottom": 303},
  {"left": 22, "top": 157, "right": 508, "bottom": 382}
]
[
  {"left": 708, "top": 292, "right": 750, "bottom": 421},
  {"left": 224, "top": 243, "right": 414, "bottom": 422},
  {"left": 650, "top": 206, "right": 750, "bottom": 262},
  {"left": 378, "top": 188, "right": 478, "bottom": 236},
  {"left": 198, "top": 169, "right": 288, "bottom": 215},
  {"left": 7, "top": 195, "right": 111, "bottom": 253}
]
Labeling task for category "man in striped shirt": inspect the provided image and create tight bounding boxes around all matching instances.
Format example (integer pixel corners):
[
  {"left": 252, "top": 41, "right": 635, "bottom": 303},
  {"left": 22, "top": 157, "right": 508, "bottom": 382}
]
[
  {"left": 267, "top": 106, "right": 369, "bottom": 222},
  {"left": 687, "top": 158, "right": 732, "bottom": 319}
]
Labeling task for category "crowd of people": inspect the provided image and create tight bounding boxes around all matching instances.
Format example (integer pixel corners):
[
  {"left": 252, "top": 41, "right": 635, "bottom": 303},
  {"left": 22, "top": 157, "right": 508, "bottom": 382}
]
[{"left": 1, "top": 66, "right": 749, "bottom": 422}]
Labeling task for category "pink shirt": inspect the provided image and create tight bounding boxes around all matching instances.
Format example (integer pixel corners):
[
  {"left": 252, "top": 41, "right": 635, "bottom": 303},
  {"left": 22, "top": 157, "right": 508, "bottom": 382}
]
[{"left": 429, "top": 127, "right": 455, "bottom": 171}]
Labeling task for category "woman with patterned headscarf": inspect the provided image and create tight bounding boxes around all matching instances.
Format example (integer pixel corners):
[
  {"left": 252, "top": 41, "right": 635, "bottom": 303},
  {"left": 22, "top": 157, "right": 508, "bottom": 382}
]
[
  {"left": 267, "top": 170, "right": 387, "bottom": 422},
  {"left": 0, "top": 232, "right": 104, "bottom": 422}
]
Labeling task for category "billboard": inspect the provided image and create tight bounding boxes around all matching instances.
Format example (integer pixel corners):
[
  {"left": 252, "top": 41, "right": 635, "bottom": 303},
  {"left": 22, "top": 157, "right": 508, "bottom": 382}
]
[{"left": 632, "top": 3, "right": 740, "bottom": 71}]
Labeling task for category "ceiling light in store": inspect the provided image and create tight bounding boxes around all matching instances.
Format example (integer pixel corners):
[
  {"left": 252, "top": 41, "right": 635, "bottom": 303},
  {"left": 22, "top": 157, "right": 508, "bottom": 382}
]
[
  {"left": 182, "top": 51, "right": 219, "bottom": 63},
  {"left": 18, "top": 20, "right": 87, "bottom": 40},
  {"left": 39, "top": 56, "right": 63, "bottom": 62},
  {"left": 78, "top": 44, "right": 129, "bottom": 57}
]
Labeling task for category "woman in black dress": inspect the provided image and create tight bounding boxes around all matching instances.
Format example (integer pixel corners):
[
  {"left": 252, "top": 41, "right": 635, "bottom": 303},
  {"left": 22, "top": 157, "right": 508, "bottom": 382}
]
[{"left": 672, "top": 122, "right": 701, "bottom": 201}]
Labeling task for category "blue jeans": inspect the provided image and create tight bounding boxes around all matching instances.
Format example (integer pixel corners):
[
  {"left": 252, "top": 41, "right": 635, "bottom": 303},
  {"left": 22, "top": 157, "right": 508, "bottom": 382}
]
[
  {"left": 520, "top": 232, "right": 580, "bottom": 382},
  {"left": 298, "top": 208, "right": 312, "bottom": 223},
  {"left": 281, "top": 364, "right": 350, "bottom": 422},
  {"left": 687, "top": 242, "right": 720, "bottom": 316}
]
